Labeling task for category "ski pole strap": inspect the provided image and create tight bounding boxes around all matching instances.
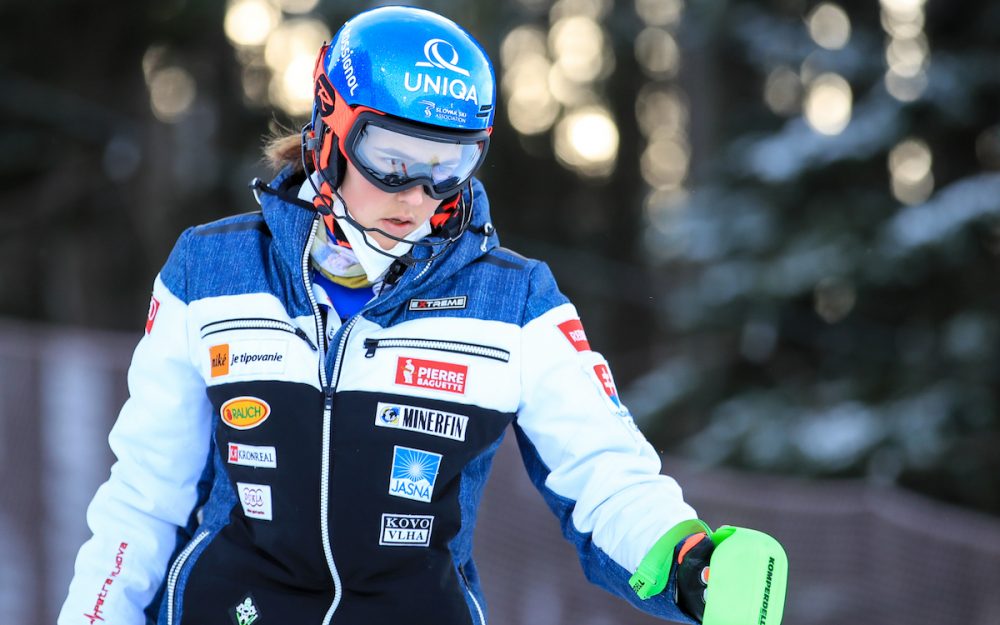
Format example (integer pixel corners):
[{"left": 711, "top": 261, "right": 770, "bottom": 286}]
[{"left": 629, "top": 519, "right": 712, "bottom": 600}]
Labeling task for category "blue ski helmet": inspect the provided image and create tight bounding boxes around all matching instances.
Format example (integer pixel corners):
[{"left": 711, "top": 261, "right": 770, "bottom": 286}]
[{"left": 309, "top": 6, "right": 496, "bottom": 200}]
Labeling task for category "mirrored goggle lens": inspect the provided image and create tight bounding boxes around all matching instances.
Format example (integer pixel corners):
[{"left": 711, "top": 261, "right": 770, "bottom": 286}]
[{"left": 349, "top": 123, "right": 485, "bottom": 197}]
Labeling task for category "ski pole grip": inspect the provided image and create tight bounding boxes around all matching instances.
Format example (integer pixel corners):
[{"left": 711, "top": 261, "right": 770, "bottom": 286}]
[
  {"left": 703, "top": 526, "right": 788, "bottom": 625},
  {"left": 629, "top": 519, "right": 712, "bottom": 600}
]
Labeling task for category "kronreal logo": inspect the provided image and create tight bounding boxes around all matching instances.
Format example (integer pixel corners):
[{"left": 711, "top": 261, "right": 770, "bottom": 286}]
[
  {"left": 557, "top": 318, "right": 591, "bottom": 352},
  {"left": 408, "top": 296, "right": 468, "bottom": 311},
  {"left": 221, "top": 397, "right": 271, "bottom": 430},
  {"left": 375, "top": 402, "right": 468, "bottom": 441},
  {"left": 395, "top": 357, "right": 468, "bottom": 394},
  {"left": 237, "top": 482, "right": 272, "bottom": 521},
  {"left": 227, "top": 443, "right": 277, "bottom": 468},
  {"left": 388, "top": 446, "right": 442, "bottom": 503},
  {"left": 404, "top": 38, "right": 479, "bottom": 104},
  {"left": 380, "top": 513, "right": 434, "bottom": 547}
]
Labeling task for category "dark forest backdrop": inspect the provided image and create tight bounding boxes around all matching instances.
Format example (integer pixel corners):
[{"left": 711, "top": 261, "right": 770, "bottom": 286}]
[{"left": 1, "top": 0, "right": 998, "bottom": 517}]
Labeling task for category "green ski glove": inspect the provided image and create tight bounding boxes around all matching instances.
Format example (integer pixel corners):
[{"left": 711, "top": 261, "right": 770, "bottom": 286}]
[{"left": 629, "top": 521, "right": 788, "bottom": 625}]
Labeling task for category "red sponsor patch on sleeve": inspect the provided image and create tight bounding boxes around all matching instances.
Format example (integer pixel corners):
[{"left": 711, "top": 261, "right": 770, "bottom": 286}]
[
  {"left": 557, "top": 319, "right": 591, "bottom": 352},
  {"left": 145, "top": 296, "right": 160, "bottom": 335}
]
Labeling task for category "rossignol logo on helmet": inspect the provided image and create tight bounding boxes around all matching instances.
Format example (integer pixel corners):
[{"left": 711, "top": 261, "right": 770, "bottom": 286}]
[
  {"left": 405, "top": 38, "right": 479, "bottom": 104},
  {"left": 332, "top": 23, "right": 359, "bottom": 96}
]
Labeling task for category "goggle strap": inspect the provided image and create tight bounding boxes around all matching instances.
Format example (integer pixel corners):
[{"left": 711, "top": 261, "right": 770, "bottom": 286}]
[{"left": 430, "top": 194, "right": 461, "bottom": 230}]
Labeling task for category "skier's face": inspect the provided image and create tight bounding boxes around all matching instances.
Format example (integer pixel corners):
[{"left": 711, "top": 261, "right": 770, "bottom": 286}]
[{"left": 338, "top": 160, "right": 442, "bottom": 250}]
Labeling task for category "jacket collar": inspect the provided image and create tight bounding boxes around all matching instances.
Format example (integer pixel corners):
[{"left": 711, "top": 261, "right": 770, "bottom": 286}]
[{"left": 254, "top": 166, "right": 499, "bottom": 301}]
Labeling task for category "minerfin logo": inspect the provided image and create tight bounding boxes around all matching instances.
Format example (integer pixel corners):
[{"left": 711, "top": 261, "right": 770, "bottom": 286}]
[
  {"left": 388, "top": 445, "right": 443, "bottom": 503},
  {"left": 230, "top": 594, "right": 261, "bottom": 625},
  {"left": 380, "top": 513, "right": 434, "bottom": 547},
  {"left": 375, "top": 402, "right": 468, "bottom": 441}
]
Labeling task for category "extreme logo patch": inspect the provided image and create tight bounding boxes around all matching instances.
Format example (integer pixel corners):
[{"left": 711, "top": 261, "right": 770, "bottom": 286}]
[
  {"left": 380, "top": 513, "right": 434, "bottom": 547},
  {"left": 375, "top": 402, "right": 468, "bottom": 441},
  {"left": 388, "top": 446, "right": 442, "bottom": 503},
  {"left": 408, "top": 296, "right": 468, "bottom": 311},
  {"left": 221, "top": 397, "right": 271, "bottom": 430},
  {"left": 395, "top": 357, "right": 468, "bottom": 394}
]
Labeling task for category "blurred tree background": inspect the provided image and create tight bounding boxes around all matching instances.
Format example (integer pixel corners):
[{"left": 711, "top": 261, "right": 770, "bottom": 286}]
[{"left": 1, "top": 0, "right": 998, "bottom": 517}]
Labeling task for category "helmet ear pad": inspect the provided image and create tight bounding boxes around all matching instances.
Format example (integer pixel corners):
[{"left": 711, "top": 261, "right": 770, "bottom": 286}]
[{"left": 309, "top": 70, "right": 356, "bottom": 189}]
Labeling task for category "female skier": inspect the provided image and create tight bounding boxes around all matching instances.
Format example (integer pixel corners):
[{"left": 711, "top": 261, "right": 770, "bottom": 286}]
[{"left": 59, "top": 6, "right": 783, "bottom": 625}]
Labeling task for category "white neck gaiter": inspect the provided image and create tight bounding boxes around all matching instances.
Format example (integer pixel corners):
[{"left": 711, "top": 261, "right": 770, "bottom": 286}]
[{"left": 298, "top": 173, "right": 432, "bottom": 284}]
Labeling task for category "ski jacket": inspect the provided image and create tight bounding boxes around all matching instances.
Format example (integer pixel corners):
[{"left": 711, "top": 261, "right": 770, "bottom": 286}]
[{"left": 59, "top": 168, "right": 699, "bottom": 625}]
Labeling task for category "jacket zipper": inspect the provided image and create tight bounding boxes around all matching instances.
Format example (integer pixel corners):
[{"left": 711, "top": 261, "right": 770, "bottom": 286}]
[
  {"left": 200, "top": 318, "right": 317, "bottom": 351},
  {"left": 363, "top": 338, "right": 510, "bottom": 362},
  {"left": 459, "top": 566, "right": 486, "bottom": 625},
  {"left": 301, "top": 216, "right": 345, "bottom": 625},
  {"left": 167, "top": 529, "right": 210, "bottom": 625}
]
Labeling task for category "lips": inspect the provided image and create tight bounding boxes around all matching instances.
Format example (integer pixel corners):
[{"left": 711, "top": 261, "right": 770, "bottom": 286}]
[{"left": 379, "top": 217, "right": 415, "bottom": 235}]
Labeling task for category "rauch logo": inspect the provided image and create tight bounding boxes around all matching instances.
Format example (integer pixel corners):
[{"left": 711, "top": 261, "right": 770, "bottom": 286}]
[{"left": 221, "top": 397, "right": 271, "bottom": 430}]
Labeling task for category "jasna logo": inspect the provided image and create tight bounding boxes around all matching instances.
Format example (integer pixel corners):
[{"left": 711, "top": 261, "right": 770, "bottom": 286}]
[{"left": 388, "top": 446, "right": 442, "bottom": 503}]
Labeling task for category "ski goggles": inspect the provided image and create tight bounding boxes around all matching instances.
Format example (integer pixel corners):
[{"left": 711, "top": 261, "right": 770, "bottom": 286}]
[{"left": 342, "top": 111, "right": 491, "bottom": 200}]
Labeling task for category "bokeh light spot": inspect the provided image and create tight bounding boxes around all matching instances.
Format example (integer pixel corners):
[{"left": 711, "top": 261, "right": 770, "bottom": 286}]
[
  {"left": 804, "top": 73, "right": 852, "bottom": 135},
  {"left": 224, "top": 0, "right": 281, "bottom": 48},
  {"left": 635, "top": 27, "right": 680, "bottom": 78},
  {"left": 554, "top": 106, "right": 619, "bottom": 177},
  {"left": 148, "top": 66, "right": 197, "bottom": 122},
  {"left": 807, "top": 3, "right": 851, "bottom": 50}
]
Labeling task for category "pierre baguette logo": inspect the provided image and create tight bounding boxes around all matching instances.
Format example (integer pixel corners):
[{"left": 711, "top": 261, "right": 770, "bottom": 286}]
[
  {"left": 395, "top": 357, "right": 468, "bottom": 394},
  {"left": 221, "top": 397, "right": 271, "bottom": 430}
]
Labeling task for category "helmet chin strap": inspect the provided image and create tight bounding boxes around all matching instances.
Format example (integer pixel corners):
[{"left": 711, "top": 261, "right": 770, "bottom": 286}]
[{"left": 300, "top": 123, "right": 474, "bottom": 267}]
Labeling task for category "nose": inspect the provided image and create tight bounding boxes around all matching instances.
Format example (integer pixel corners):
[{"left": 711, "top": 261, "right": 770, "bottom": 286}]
[{"left": 396, "top": 185, "right": 428, "bottom": 206}]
